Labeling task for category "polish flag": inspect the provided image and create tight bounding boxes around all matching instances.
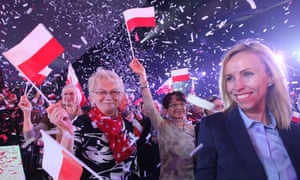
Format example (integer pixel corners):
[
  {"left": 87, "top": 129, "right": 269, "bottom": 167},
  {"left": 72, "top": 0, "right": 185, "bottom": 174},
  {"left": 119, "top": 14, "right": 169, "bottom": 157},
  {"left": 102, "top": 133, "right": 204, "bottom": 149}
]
[
  {"left": 171, "top": 68, "right": 190, "bottom": 82},
  {"left": 41, "top": 130, "right": 83, "bottom": 180},
  {"left": 66, "top": 64, "right": 87, "bottom": 107},
  {"left": 123, "top": 6, "right": 156, "bottom": 32},
  {"left": 25, "top": 66, "right": 52, "bottom": 85},
  {"left": 292, "top": 111, "right": 300, "bottom": 124},
  {"left": 2, "top": 23, "right": 64, "bottom": 81},
  {"left": 157, "top": 78, "right": 173, "bottom": 95},
  {"left": 186, "top": 94, "right": 215, "bottom": 110}
]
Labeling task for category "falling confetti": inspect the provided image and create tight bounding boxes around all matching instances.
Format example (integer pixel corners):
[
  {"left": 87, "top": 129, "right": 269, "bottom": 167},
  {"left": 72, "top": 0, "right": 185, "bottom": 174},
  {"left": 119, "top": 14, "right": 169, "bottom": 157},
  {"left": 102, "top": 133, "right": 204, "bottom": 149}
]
[{"left": 0, "top": 0, "right": 299, "bottom": 100}]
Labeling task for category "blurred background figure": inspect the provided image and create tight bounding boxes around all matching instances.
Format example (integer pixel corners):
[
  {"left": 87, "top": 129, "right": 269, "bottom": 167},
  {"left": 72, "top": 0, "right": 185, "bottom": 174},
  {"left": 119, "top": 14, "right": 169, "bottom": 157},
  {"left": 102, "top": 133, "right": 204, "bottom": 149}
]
[
  {"left": 203, "top": 95, "right": 224, "bottom": 116},
  {"left": 187, "top": 104, "right": 204, "bottom": 124},
  {"left": 136, "top": 101, "right": 160, "bottom": 180}
]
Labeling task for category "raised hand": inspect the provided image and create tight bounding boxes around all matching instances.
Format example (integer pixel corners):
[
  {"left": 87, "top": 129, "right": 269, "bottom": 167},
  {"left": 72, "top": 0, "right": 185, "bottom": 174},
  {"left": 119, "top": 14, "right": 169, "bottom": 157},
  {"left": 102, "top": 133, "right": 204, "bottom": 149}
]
[
  {"left": 129, "top": 57, "right": 146, "bottom": 76},
  {"left": 18, "top": 95, "right": 32, "bottom": 112},
  {"left": 47, "top": 102, "right": 73, "bottom": 135}
]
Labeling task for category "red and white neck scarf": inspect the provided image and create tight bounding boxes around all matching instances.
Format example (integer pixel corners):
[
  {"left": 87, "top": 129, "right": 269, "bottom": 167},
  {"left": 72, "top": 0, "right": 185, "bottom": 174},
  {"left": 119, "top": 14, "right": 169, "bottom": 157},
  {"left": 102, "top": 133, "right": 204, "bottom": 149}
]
[{"left": 88, "top": 106, "right": 135, "bottom": 163}]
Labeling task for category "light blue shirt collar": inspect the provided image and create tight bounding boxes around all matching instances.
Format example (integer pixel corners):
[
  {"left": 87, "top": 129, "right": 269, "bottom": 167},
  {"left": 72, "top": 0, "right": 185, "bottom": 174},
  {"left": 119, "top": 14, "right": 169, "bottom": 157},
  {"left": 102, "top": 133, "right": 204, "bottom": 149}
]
[{"left": 238, "top": 107, "right": 276, "bottom": 129}]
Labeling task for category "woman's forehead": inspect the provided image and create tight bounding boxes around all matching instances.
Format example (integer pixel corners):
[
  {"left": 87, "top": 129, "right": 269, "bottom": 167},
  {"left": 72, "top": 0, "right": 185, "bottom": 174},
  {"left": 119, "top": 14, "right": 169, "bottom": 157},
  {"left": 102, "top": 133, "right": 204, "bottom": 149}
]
[
  {"left": 170, "top": 95, "right": 182, "bottom": 102},
  {"left": 63, "top": 88, "right": 75, "bottom": 93},
  {"left": 94, "top": 78, "right": 119, "bottom": 89}
]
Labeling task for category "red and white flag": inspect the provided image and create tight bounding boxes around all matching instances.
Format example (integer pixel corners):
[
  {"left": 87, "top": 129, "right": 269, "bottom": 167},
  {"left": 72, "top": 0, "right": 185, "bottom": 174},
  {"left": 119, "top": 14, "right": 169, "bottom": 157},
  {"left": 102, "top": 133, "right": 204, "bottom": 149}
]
[
  {"left": 123, "top": 6, "right": 156, "bottom": 32},
  {"left": 292, "top": 111, "right": 300, "bottom": 124},
  {"left": 2, "top": 23, "right": 64, "bottom": 81},
  {"left": 186, "top": 94, "right": 215, "bottom": 110},
  {"left": 41, "top": 130, "right": 83, "bottom": 180},
  {"left": 24, "top": 66, "right": 52, "bottom": 85},
  {"left": 66, "top": 64, "right": 87, "bottom": 107},
  {"left": 171, "top": 68, "right": 190, "bottom": 82},
  {"left": 157, "top": 78, "right": 173, "bottom": 95}
]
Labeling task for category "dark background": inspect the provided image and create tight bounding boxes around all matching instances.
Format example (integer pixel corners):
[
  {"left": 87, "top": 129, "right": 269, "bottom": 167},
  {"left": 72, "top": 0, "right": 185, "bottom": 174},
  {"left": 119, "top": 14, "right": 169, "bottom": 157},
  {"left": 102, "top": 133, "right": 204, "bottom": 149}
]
[{"left": 1, "top": 0, "right": 300, "bottom": 100}]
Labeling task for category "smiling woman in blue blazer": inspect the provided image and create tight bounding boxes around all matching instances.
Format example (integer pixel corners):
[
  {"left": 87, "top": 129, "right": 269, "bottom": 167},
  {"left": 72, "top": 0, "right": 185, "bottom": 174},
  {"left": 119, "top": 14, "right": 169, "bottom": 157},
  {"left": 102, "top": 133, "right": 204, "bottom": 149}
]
[{"left": 195, "top": 40, "right": 300, "bottom": 180}]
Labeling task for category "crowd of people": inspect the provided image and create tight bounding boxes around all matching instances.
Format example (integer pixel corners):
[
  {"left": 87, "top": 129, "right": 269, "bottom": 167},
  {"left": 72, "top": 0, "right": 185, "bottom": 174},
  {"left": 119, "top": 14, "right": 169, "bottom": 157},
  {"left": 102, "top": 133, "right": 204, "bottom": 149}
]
[{"left": 0, "top": 39, "right": 300, "bottom": 179}]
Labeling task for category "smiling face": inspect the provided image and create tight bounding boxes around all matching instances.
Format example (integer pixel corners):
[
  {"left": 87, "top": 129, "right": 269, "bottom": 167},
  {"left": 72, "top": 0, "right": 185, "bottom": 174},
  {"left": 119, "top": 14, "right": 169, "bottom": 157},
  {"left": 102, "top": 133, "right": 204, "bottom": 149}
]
[
  {"left": 224, "top": 52, "right": 270, "bottom": 114},
  {"left": 90, "top": 78, "right": 122, "bottom": 116},
  {"left": 62, "top": 87, "right": 78, "bottom": 106},
  {"left": 166, "top": 95, "right": 187, "bottom": 120}
]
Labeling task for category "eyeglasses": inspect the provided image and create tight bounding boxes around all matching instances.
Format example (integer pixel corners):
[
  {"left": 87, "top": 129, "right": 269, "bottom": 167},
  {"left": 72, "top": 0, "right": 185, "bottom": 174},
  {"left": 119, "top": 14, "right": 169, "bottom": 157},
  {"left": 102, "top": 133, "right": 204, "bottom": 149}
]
[
  {"left": 93, "top": 90, "right": 121, "bottom": 97},
  {"left": 168, "top": 102, "right": 186, "bottom": 108}
]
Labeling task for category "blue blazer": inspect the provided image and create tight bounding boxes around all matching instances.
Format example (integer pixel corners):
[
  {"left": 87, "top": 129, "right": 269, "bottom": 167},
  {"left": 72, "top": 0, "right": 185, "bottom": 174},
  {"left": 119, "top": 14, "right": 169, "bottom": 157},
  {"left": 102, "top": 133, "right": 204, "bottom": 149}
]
[{"left": 195, "top": 107, "right": 300, "bottom": 180}]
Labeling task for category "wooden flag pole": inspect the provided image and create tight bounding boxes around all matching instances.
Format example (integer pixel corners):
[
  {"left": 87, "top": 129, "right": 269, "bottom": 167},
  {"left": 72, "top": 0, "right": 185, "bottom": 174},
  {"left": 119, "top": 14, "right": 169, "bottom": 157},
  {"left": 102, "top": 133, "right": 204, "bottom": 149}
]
[{"left": 124, "top": 21, "right": 135, "bottom": 59}]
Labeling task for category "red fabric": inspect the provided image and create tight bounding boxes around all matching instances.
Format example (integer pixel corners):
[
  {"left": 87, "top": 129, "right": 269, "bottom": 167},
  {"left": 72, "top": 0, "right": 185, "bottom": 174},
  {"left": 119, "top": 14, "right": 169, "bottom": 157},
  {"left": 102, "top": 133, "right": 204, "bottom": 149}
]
[
  {"left": 66, "top": 64, "right": 87, "bottom": 107},
  {"left": 171, "top": 68, "right": 190, "bottom": 82},
  {"left": 157, "top": 80, "right": 173, "bottom": 95},
  {"left": 18, "top": 38, "right": 64, "bottom": 80},
  {"left": 133, "top": 97, "right": 143, "bottom": 106},
  {"left": 88, "top": 107, "right": 135, "bottom": 163},
  {"left": 292, "top": 111, "right": 300, "bottom": 124},
  {"left": 0, "top": 134, "right": 8, "bottom": 144},
  {"left": 134, "top": 128, "right": 141, "bottom": 137},
  {"left": 126, "top": 17, "right": 156, "bottom": 32},
  {"left": 172, "top": 74, "right": 189, "bottom": 82},
  {"left": 58, "top": 150, "right": 83, "bottom": 180},
  {"left": 31, "top": 73, "right": 47, "bottom": 85},
  {"left": 123, "top": 7, "right": 156, "bottom": 32}
]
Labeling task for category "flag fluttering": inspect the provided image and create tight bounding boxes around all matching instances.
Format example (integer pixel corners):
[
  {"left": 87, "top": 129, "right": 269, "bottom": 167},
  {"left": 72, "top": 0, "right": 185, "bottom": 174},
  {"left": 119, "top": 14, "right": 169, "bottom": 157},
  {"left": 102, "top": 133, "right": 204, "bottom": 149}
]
[
  {"left": 123, "top": 6, "right": 156, "bottom": 32},
  {"left": 292, "top": 111, "right": 300, "bottom": 124},
  {"left": 66, "top": 64, "right": 87, "bottom": 107},
  {"left": 157, "top": 78, "right": 173, "bottom": 95},
  {"left": 2, "top": 23, "right": 64, "bottom": 82},
  {"left": 30, "top": 66, "right": 52, "bottom": 85},
  {"left": 186, "top": 94, "right": 215, "bottom": 110},
  {"left": 41, "top": 130, "right": 83, "bottom": 180},
  {"left": 171, "top": 68, "right": 190, "bottom": 82}
]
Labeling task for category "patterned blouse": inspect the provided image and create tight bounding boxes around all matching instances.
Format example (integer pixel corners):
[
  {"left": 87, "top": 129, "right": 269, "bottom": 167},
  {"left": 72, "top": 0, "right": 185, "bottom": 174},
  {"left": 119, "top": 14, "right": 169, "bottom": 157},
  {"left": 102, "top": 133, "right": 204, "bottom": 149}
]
[
  {"left": 72, "top": 114, "right": 138, "bottom": 180},
  {"left": 156, "top": 118, "right": 195, "bottom": 180},
  {"left": 142, "top": 94, "right": 195, "bottom": 180}
]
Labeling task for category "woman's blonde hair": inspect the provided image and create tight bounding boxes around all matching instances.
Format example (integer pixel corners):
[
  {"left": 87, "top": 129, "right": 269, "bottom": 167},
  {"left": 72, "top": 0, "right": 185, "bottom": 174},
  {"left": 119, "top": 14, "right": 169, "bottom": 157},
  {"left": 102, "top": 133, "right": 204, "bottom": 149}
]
[{"left": 219, "top": 39, "right": 292, "bottom": 129}]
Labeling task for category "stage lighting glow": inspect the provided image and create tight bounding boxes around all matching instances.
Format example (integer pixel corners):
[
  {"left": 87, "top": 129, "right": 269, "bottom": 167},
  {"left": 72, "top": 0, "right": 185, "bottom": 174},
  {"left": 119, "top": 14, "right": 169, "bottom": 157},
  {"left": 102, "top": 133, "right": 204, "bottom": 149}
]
[{"left": 274, "top": 52, "right": 288, "bottom": 75}]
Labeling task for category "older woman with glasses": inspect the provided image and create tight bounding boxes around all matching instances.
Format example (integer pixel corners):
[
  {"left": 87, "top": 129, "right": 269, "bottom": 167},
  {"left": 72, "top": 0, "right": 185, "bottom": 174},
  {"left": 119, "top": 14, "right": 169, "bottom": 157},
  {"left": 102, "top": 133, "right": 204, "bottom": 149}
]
[
  {"left": 130, "top": 58, "right": 195, "bottom": 180},
  {"left": 48, "top": 69, "right": 140, "bottom": 179}
]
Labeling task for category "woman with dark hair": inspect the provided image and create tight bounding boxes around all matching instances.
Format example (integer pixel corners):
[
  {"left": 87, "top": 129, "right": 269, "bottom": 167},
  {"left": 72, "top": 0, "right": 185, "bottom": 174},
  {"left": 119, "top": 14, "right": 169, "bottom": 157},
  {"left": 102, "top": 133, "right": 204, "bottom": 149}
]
[{"left": 130, "top": 58, "right": 195, "bottom": 180}]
